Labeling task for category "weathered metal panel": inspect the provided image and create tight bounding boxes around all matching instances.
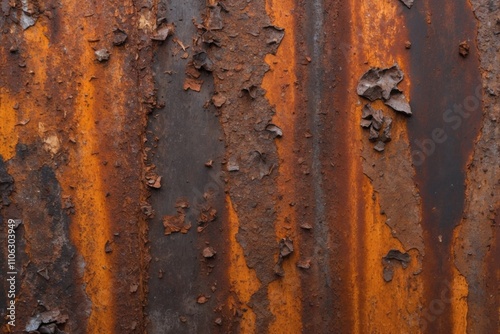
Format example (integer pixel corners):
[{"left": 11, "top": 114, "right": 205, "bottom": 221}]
[
  {"left": 0, "top": 0, "right": 153, "bottom": 332},
  {"left": 0, "top": 0, "right": 498, "bottom": 333}
]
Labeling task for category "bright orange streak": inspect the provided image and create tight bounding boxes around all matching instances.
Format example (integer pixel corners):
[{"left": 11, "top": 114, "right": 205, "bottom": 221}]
[
  {"left": 64, "top": 36, "right": 116, "bottom": 333},
  {"left": 346, "top": 1, "right": 427, "bottom": 333},
  {"left": 0, "top": 89, "right": 18, "bottom": 160},
  {"left": 347, "top": 0, "right": 470, "bottom": 331},
  {"left": 227, "top": 196, "right": 261, "bottom": 333},
  {"left": 0, "top": 24, "right": 52, "bottom": 160},
  {"left": 70, "top": 76, "right": 114, "bottom": 333},
  {"left": 6, "top": 15, "right": 117, "bottom": 332},
  {"left": 262, "top": 0, "right": 303, "bottom": 332}
]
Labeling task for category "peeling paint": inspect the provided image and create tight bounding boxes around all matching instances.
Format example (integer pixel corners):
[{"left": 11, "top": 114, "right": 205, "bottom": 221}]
[{"left": 0, "top": 0, "right": 497, "bottom": 332}]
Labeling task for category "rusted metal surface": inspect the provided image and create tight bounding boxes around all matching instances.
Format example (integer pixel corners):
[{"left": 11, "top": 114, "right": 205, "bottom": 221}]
[
  {"left": 0, "top": 0, "right": 153, "bottom": 332},
  {"left": 0, "top": 0, "right": 498, "bottom": 333}
]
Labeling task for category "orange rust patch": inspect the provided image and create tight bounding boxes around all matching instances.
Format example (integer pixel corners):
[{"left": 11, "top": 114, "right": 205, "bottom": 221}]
[
  {"left": 450, "top": 267, "right": 468, "bottom": 333},
  {"left": 227, "top": 196, "right": 260, "bottom": 333},
  {"left": 262, "top": 0, "right": 303, "bottom": 332},
  {"left": 23, "top": 25, "right": 49, "bottom": 86},
  {"left": 22, "top": 24, "right": 51, "bottom": 141},
  {"left": 0, "top": 22, "right": 51, "bottom": 160},
  {"left": 68, "top": 62, "right": 115, "bottom": 333},
  {"left": 358, "top": 180, "right": 423, "bottom": 333},
  {"left": 2, "top": 13, "right": 117, "bottom": 331},
  {"left": 68, "top": 79, "right": 114, "bottom": 333},
  {"left": 0, "top": 89, "right": 18, "bottom": 160},
  {"left": 451, "top": 226, "right": 470, "bottom": 333},
  {"left": 51, "top": 13, "right": 119, "bottom": 332},
  {"left": 346, "top": 1, "right": 426, "bottom": 332}
]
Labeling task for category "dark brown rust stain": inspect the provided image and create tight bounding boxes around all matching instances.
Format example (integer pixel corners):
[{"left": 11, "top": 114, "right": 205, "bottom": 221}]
[
  {"left": 146, "top": 0, "right": 231, "bottom": 332},
  {"left": 2, "top": 153, "right": 90, "bottom": 333},
  {"left": 406, "top": 0, "right": 483, "bottom": 333},
  {"left": 454, "top": 1, "right": 500, "bottom": 332},
  {"left": 291, "top": 0, "right": 354, "bottom": 332},
  {"left": 264, "top": 0, "right": 372, "bottom": 330}
]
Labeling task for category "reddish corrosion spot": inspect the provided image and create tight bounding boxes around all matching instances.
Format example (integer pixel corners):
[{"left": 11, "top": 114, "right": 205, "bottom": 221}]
[
  {"left": 227, "top": 196, "right": 260, "bottom": 333},
  {"left": 262, "top": 0, "right": 303, "bottom": 332}
]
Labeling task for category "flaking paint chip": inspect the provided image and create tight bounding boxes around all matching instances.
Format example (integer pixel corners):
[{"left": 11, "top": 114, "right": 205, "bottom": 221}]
[
  {"left": 43, "top": 135, "right": 61, "bottom": 155},
  {"left": 193, "top": 51, "right": 214, "bottom": 72},
  {"left": 183, "top": 78, "right": 203, "bottom": 92},
  {"left": 266, "top": 124, "right": 283, "bottom": 138},
  {"left": 113, "top": 29, "right": 128, "bottom": 46},
  {"left": 212, "top": 94, "right": 227, "bottom": 107},
  {"left": 384, "top": 90, "right": 412, "bottom": 115},
  {"left": 105, "top": 240, "right": 113, "bottom": 253},
  {"left": 146, "top": 175, "right": 162, "bottom": 189},
  {"left": 459, "top": 41, "right": 470, "bottom": 57},
  {"left": 297, "top": 259, "right": 311, "bottom": 269},
  {"left": 163, "top": 214, "right": 191, "bottom": 235},
  {"left": 95, "top": 49, "right": 110, "bottom": 62},
  {"left": 197, "top": 295, "right": 209, "bottom": 304},
  {"left": 357, "top": 65, "right": 410, "bottom": 152},
  {"left": 151, "top": 23, "right": 175, "bottom": 41},
  {"left": 399, "top": 0, "right": 414, "bottom": 8},
  {"left": 202, "top": 246, "right": 216, "bottom": 258},
  {"left": 300, "top": 223, "right": 312, "bottom": 230}
]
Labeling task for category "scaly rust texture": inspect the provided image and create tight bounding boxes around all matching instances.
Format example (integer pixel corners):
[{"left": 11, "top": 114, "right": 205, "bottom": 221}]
[
  {"left": 345, "top": 1, "right": 425, "bottom": 332},
  {"left": 0, "top": 0, "right": 154, "bottom": 332},
  {"left": 203, "top": 0, "right": 287, "bottom": 331},
  {"left": 150, "top": 1, "right": 496, "bottom": 331},
  {"left": 405, "top": 0, "right": 483, "bottom": 332},
  {"left": 262, "top": 0, "right": 303, "bottom": 332},
  {"left": 454, "top": 0, "right": 500, "bottom": 332},
  {"left": 0, "top": 0, "right": 498, "bottom": 332}
]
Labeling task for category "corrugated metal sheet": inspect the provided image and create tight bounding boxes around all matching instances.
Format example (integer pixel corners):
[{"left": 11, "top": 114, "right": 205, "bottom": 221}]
[{"left": 0, "top": 0, "right": 498, "bottom": 333}]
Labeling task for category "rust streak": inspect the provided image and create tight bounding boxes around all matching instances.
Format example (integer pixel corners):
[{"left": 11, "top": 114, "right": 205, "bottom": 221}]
[
  {"left": 346, "top": 0, "right": 425, "bottom": 332},
  {"left": 263, "top": 0, "right": 303, "bottom": 332},
  {"left": 0, "top": 89, "right": 18, "bottom": 160},
  {"left": 68, "top": 57, "right": 115, "bottom": 334},
  {"left": 227, "top": 196, "right": 260, "bottom": 333},
  {"left": 360, "top": 181, "right": 423, "bottom": 333}
]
